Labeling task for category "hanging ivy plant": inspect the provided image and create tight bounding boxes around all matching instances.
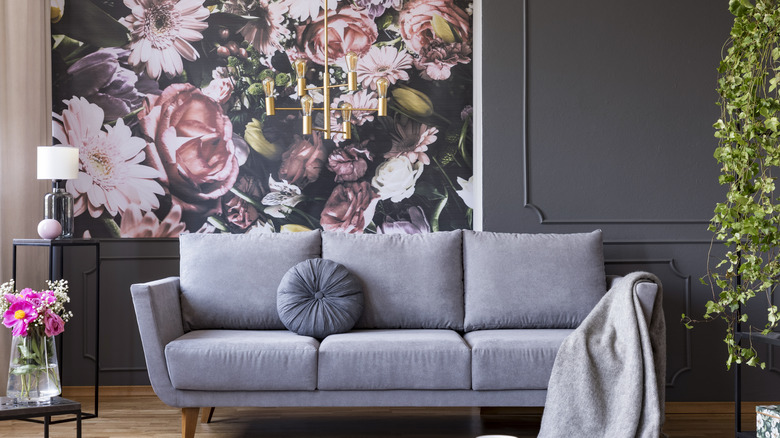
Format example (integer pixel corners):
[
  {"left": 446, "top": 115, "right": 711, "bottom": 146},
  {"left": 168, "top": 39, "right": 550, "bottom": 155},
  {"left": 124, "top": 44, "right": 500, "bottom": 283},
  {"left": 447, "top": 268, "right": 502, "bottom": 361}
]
[{"left": 684, "top": 0, "right": 780, "bottom": 369}]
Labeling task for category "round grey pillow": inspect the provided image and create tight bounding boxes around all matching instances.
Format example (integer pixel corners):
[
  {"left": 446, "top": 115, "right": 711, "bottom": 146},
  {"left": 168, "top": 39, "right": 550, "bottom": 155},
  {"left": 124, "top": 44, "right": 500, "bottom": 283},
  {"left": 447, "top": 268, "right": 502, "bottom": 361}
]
[{"left": 277, "top": 258, "right": 363, "bottom": 338}]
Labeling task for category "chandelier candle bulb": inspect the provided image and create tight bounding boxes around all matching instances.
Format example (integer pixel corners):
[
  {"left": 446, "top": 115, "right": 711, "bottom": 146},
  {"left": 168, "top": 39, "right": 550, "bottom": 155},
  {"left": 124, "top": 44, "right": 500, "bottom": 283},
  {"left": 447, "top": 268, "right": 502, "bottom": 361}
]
[
  {"left": 294, "top": 59, "right": 307, "bottom": 96},
  {"left": 376, "top": 77, "right": 389, "bottom": 117},
  {"left": 301, "top": 95, "right": 314, "bottom": 135},
  {"left": 262, "top": 77, "right": 275, "bottom": 115},
  {"left": 341, "top": 103, "right": 353, "bottom": 140},
  {"left": 346, "top": 52, "right": 358, "bottom": 91}
]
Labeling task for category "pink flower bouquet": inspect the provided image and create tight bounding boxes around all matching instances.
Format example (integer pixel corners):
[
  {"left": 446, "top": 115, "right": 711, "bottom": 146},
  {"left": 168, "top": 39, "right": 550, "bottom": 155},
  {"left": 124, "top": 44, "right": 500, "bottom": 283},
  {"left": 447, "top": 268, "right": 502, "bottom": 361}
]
[
  {"left": 0, "top": 279, "right": 72, "bottom": 402},
  {"left": 1, "top": 280, "right": 72, "bottom": 338}
]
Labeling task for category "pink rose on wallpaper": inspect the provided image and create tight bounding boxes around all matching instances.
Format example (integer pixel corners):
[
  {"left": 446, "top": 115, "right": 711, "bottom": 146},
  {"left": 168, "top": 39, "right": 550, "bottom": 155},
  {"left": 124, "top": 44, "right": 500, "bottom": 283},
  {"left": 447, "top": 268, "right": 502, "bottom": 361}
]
[
  {"left": 415, "top": 40, "right": 471, "bottom": 81},
  {"left": 296, "top": 6, "right": 378, "bottom": 66},
  {"left": 398, "top": 0, "right": 470, "bottom": 55},
  {"left": 278, "top": 134, "right": 328, "bottom": 188},
  {"left": 328, "top": 144, "right": 372, "bottom": 183},
  {"left": 320, "top": 181, "right": 379, "bottom": 233},
  {"left": 221, "top": 175, "right": 266, "bottom": 231},
  {"left": 139, "top": 83, "right": 240, "bottom": 217},
  {"left": 202, "top": 77, "right": 234, "bottom": 106}
]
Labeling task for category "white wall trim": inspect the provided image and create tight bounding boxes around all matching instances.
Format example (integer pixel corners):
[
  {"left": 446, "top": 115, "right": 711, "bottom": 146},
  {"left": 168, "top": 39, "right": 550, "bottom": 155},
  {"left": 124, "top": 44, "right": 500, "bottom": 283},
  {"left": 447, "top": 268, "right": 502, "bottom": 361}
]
[{"left": 473, "top": 0, "right": 483, "bottom": 231}]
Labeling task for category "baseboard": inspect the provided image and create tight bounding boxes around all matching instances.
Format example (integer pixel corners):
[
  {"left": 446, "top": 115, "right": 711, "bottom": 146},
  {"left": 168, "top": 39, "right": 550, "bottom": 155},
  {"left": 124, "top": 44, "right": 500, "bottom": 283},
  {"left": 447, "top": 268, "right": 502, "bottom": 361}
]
[
  {"left": 62, "top": 385, "right": 156, "bottom": 397},
  {"left": 58, "top": 387, "right": 778, "bottom": 416},
  {"left": 480, "top": 407, "right": 544, "bottom": 415},
  {"left": 665, "top": 401, "right": 779, "bottom": 415}
]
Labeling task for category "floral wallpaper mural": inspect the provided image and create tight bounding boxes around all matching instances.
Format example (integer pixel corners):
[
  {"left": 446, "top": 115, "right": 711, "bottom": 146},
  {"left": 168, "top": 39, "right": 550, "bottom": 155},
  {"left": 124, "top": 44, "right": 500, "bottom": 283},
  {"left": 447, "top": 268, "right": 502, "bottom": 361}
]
[{"left": 50, "top": 0, "right": 474, "bottom": 237}]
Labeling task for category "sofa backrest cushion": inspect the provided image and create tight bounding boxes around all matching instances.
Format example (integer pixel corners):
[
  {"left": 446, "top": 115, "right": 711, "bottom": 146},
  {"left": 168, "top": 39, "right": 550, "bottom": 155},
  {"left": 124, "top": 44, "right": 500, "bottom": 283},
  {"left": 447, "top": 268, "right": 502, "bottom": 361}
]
[
  {"left": 322, "top": 231, "right": 464, "bottom": 330},
  {"left": 179, "top": 231, "right": 322, "bottom": 330},
  {"left": 463, "top": 230, "right": 606, "bottom": 330}
]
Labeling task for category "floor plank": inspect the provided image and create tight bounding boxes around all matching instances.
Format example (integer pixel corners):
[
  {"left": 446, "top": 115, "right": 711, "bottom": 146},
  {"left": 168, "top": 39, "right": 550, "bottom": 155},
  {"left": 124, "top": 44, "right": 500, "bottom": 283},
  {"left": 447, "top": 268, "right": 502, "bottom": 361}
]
[{"left": 0, "top": 392, "right": 764, "bottom": 437}]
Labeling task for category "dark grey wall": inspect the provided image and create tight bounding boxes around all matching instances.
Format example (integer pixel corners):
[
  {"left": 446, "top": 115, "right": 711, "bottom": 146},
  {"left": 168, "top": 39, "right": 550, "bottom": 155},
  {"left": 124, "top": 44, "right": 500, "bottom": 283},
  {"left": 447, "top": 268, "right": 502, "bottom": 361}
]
[
  {"left": 60, "top": 0, "right": 779, "bottom": 402},
  {"left": 484, "top": 0, "right": 778, "bottom": 402}
]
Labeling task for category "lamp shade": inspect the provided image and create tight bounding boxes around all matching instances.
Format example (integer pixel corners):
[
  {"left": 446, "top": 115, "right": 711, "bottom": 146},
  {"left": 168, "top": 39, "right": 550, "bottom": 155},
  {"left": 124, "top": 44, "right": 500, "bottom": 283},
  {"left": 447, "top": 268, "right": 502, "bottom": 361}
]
[{"left": 37, "top": 146, "right": 79, "bottom": 180}]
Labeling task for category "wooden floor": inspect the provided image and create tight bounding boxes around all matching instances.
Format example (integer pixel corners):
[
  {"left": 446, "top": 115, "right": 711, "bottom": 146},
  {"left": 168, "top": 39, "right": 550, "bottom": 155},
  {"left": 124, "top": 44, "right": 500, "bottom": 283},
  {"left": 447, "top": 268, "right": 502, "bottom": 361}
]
[{"left": 0, "top": 388, "right": 767, "bottom": 437}]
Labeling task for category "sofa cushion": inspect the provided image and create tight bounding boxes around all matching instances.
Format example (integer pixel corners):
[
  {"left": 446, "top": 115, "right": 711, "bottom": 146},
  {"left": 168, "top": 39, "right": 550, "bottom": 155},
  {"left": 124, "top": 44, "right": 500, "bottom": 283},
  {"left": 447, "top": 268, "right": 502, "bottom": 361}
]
[
  {"left": 322, "top": 231, "right": 464, "bottom": 329},
  {"left": 277, "top": 258, "right": 363, "bottom": 338},
  {"left": 464, "top": 329, "right": 573, "bottom": 390},
  {"left": 165, "top": 330, "right": 319, "bottom": 391},
  {"left": 463, "top": 230, "right": 606, "bottom": 330},
  {"left": 317, "top": 329, "right": 471, "bottom": 390},
  {"left": 179, "top": 231, "right": 321, "bottom": 330}
]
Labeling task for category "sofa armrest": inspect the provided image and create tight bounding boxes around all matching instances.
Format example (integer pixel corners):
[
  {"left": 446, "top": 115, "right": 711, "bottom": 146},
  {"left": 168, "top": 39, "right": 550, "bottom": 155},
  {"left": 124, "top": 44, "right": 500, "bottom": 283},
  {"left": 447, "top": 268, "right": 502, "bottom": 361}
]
[
  {"left": 606, "top": 274, "right": 660, "bottom": 326},
  {"left": 131, "top": 276, "right": 184, "bottom": 406},
  {"left": 635, "top": 281, "right": 658, "bottom": 325}
]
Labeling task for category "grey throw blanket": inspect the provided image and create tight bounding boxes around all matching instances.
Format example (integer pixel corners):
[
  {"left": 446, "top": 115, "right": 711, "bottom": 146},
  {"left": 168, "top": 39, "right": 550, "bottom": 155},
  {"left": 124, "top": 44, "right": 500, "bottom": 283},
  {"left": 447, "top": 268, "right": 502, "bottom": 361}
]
[{"left": 538, "top": 272, "right": 666, "bottom": 438}]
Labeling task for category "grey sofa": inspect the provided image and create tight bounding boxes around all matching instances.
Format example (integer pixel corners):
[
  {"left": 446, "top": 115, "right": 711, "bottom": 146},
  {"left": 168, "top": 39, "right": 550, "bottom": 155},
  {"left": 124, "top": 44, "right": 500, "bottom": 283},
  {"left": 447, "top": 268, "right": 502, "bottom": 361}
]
[{"left": 130, "top": 229, "right": 660, "bottom": 438}]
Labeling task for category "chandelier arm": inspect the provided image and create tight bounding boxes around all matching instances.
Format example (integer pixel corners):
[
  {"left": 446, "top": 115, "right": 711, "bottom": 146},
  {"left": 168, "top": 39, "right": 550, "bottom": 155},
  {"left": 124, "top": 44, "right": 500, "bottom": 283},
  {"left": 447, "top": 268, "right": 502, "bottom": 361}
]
[
  {"left": 311, "top": 127, "right": 348, "bottom": 134},
  {"left": 274, "top": 107, "right": 380, "bottom": 112}
]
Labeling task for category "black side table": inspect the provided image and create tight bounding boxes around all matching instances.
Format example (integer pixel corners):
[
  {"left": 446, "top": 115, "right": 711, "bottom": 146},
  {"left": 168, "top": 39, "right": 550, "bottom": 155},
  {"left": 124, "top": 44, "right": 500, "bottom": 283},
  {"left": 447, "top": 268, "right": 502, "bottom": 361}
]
[
  {"left": 0, "top": 397, "right": 82, "bottom": 437},
  {"left": 11, "top": 238, "right": 100, "bottom": 419},
  {"left": 734, "top": 330, "right": 780, "bottom": 438}
]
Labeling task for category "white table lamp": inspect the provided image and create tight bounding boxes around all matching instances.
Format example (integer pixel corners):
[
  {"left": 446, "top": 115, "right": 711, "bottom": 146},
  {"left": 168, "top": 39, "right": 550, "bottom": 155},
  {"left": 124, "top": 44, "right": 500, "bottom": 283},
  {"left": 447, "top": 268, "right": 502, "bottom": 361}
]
[{"left": 37, "top": 146, "right": 79, "bottom": 238}]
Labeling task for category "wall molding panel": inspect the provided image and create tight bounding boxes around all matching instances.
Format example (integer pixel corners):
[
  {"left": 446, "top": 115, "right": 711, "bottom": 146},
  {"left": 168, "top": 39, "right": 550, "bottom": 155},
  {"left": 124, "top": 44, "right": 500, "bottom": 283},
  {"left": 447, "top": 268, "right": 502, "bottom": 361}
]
[{"left": 605, "top": 258, "right": 692, "bottom": 387}]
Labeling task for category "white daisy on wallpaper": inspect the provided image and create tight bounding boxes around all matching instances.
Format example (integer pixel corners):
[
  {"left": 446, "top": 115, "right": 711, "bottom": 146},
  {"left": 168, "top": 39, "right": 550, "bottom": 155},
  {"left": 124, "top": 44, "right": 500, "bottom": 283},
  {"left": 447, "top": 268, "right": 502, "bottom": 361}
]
[
  {"left": 52, "top": 96, "right": 164, "bottom": 218},
  {"left": 283, "top": 0, "right": 338, "bottom": 22},
  {"left": 120, "top": 0, "right": 210, "bottom": 80}
]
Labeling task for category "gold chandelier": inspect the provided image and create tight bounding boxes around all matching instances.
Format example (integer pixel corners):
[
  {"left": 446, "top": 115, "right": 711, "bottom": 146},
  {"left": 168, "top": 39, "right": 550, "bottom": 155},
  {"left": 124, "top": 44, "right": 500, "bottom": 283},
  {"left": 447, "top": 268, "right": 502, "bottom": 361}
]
[{"left": 261, "top": 3, "right": 388, "bottom": 140}]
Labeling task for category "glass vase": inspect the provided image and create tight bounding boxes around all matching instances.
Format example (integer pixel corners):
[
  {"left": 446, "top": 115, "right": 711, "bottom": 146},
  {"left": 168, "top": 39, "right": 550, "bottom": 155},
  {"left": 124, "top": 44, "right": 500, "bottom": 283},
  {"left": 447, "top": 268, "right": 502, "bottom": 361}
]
[
  {"left": 43, "top": 180, "right": 74, "bottom": 238},
  {"left": 7, "top": 330, "right": 60, "bottom": 404}
]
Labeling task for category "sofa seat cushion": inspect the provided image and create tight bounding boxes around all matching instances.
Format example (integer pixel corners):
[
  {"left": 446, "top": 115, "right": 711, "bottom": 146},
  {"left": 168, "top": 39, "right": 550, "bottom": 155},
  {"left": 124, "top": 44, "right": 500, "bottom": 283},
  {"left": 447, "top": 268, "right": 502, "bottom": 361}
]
[
  {"left": 165, "top": 330, "right": 319, "bottom": 391},
  {"left": 464, "top": 329, "right": 573, "bottom": 390},
  {"left": 318, "top": 329, "right": 471, "bottom": 390}
]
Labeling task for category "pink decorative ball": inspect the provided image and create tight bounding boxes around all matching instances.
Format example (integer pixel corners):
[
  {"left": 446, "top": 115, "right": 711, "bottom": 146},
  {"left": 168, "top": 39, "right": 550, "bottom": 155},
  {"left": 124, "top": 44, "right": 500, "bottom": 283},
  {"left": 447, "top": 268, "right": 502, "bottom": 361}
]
[{"left": 37, "top": 219, "right": 62, "bottom": 240}]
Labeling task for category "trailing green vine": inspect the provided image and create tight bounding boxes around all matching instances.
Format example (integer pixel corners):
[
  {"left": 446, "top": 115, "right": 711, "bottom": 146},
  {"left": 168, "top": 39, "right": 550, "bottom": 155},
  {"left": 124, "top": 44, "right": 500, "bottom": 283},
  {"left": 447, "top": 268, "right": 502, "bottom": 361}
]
[{"left": 684, "top": 0, "right": 780, "bottom": 369}]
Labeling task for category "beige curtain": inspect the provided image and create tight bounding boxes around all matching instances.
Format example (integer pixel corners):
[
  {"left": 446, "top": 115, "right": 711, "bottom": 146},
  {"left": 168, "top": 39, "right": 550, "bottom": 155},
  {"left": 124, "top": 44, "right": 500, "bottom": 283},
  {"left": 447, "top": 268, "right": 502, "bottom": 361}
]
[{"left": 0, "top": 0, "right": 51, "bottom": 393}]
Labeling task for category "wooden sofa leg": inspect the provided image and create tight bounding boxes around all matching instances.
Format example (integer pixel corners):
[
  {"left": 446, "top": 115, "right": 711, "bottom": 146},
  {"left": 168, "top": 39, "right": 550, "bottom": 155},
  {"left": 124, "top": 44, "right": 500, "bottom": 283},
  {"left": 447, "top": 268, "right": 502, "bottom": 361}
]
[
  {"left": 201, "top": 407, "right": 215, "bottom": 423},
  {"left": 182, "top": 408, "right": 199, "bottom": 438}
]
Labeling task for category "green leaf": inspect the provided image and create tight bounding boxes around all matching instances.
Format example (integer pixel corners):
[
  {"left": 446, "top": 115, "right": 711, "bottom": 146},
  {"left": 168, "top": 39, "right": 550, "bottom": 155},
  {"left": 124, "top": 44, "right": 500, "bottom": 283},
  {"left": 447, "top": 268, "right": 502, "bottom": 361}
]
[
  {"left": 207, "top": 216, "right": 230, "bottom": 232},
  {"left": 414, "top": 181, "right": 447, "bottom": 200},
  {"left": 766, "top": 117, "right": 779, "bottom": 132},
  {"left": 729, "top": 0, "right": 752, "bottom": 16},
  {"left": 10, "top": 365, "right": 37, "bottom": 375},
  {"left": 429, "top": 189, "right": 449, "bottom": 232},
  {"left": 51, "top": 0, "right": 129, "bottom": 47}
]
